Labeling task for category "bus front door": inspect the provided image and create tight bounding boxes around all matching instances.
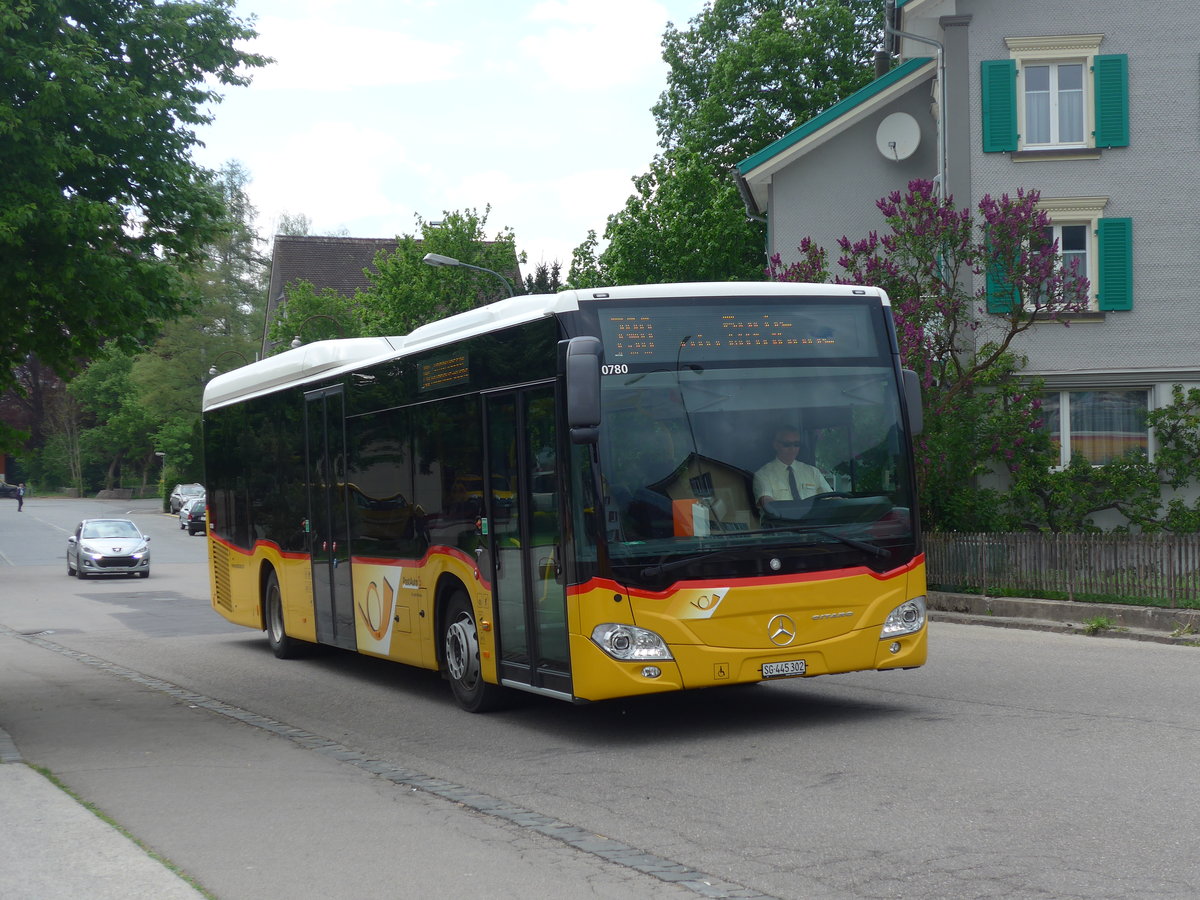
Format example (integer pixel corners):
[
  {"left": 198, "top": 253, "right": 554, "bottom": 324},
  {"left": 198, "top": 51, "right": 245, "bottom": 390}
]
[
  {"left": 305, "top": 386, "right": 356, "bottom": 651},
  {"left": 485, "top": 386, "right": 572, "bottom": 698}
]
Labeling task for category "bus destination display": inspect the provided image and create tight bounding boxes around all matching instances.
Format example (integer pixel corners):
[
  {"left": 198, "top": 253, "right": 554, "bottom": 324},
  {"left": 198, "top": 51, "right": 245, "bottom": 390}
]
[
  {"left": 598, "top": 303, "right": 877, "bottom": 364},
  {"left": 419, "top": 353, "right": 471, "bottom": 392}
]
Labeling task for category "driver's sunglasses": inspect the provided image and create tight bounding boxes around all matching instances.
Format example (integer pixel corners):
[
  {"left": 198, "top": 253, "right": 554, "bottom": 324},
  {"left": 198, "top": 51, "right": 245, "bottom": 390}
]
[{"left": 776, "top": 440, "right": 801, "bottom": 447}]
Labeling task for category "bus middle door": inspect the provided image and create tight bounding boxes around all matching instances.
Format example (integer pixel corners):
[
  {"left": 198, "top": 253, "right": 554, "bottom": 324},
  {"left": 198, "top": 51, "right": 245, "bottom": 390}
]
[
  {"left": 305, "top": 386, "right": 356, "bottom": 651},
  {"left": 484, "top": 386, "right": 571, "bottom": 698}
]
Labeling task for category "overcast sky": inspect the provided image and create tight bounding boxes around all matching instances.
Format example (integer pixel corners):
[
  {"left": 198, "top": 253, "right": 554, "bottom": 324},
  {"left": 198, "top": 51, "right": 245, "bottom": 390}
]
[{"left": 191, "top": 0, "right": 706, "bottom": 276}]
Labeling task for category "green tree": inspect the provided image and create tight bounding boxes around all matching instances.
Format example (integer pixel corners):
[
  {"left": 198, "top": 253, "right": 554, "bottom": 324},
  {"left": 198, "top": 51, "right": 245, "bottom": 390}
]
[
  {"left": 0, "top": 0, "right": 267, "bottom": 440},
  {"left": 34, "top": 162, "right": 269, "bottom": 495},
  {"left": 575, "top": 1, "right": 882, "bottom": 287},
  {"left": 134, "top": 163, "right": 268, "bottom": 492},
  {"left": 267, "top": 280, "right": 366, "bottom": 350},
  {"left": 654, "top": 0, "right": 883, "bottom": 167},
  {"left": 1004, "top": 386, "right": 1200, "bottom": 533},
  {"left": 598, "top": 147, "right": 765, "bottom": 285},
  {"left": 39, "top": 388, "right": 84, "bottom": 494},
  {"left": 565, "top": 230, "right": 609, "bottom": 290},
  {"left": 68, "top": 351, "right": 156, "bottom": 491},
  {"left": 206, "top": 162, "right": 270, "bottom": 338},
  {"left": 275, "top": 212, "right": 313, "bottom": 237},
  {"left": 524, "top": 261, "right": 563, "bottom": 294},
  {"left": 361, "top": 208, "right": 522, "bottom": 336}
]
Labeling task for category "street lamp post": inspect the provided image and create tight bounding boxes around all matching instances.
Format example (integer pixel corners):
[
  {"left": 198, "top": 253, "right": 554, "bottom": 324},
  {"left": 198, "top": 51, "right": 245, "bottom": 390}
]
[
  {"left": 208, "top": 350, "right": 250, "bottom": 377},
  {"left": 290, "top": 314, "right": 347, "bottom": 349},
  {"left": 422, "top": 252, "right": 515, "bottom": 298},
  {"left": 155, "top": 451, "right": 167, "bottom": 511}
]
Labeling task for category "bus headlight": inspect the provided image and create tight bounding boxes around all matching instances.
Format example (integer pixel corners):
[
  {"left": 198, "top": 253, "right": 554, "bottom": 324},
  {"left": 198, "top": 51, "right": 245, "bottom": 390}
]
[
  {"left": 591, "top": 624, "right": 673, "bottom": 661},
  {"left": 881, "top": 596, "right": 926, "bottom": 638}
]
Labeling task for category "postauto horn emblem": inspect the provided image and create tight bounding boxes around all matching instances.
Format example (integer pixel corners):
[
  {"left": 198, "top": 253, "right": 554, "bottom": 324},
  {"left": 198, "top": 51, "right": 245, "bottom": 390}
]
[{"left": 767, "top": 614, "right": 797, "bottom": 646}]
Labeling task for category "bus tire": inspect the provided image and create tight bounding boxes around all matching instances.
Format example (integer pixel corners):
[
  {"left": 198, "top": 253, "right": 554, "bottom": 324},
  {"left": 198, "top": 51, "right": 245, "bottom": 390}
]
[
  {"left": 264, "top": 571, "right": 303, "bottom": 659},
  {"left": 442, "top": 590, "right": 506, "bottom": 713}
]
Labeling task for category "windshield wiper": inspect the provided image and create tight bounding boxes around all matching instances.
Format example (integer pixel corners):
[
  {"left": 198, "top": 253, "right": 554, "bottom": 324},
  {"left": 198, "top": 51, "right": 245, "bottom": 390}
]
[
  {"left": 634, "top": 529, "right": 890, "bottom": 577},
  {"left": 638, "top": 549, "right": 739, "bottom": 578},
  {"left": 804, "top": 529, "right": 891, "bottom": 558},
  {"left": 737, "top": 524, "right": 891, "bottom": 559}
]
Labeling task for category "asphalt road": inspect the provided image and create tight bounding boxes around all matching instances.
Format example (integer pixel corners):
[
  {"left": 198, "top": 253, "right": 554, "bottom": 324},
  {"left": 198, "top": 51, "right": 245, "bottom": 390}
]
[{"left": 3, "top": 497, "right": 1200, "bottom": 899}]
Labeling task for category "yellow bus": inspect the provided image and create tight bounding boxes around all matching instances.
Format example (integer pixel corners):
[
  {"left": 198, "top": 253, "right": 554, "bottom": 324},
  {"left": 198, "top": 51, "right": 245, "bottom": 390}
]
[{"left": 202, "top": 283, "right": 927, "bottom": 711}]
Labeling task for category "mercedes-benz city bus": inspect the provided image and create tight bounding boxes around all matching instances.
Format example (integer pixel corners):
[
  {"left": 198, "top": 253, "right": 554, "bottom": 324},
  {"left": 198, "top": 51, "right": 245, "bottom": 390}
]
[{"left": 202, "top": 283, "right": 927, "bottom": 711}]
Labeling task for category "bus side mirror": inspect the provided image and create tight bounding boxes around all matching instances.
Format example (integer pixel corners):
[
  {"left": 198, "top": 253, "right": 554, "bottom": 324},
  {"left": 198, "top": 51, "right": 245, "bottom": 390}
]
[
  {"left": 564, "top": 336, "right": 602, "bottom": 445},
  {"left": 902, "top": 369, "right": 923, "bottom": 436}
]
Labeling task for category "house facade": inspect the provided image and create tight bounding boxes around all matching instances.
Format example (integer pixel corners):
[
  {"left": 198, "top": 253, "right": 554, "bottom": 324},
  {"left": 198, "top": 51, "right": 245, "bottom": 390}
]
[{"left": 736, "top": 0, "right": 1200, "bottom": 475}]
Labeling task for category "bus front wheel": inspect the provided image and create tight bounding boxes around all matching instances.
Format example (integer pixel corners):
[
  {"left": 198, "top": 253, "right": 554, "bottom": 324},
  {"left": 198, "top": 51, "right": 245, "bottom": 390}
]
[
  {"left": 442, "top": 590, "right": 505, "bottom": 713},
  {"left": 265, "top": 572, "right": 303, "bottom": 659}
]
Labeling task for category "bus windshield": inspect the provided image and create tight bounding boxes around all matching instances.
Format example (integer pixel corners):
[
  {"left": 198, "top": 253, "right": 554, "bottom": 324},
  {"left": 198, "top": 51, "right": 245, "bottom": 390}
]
[{"left": 593, "top": 304, "right": 915, "bottom": 577}]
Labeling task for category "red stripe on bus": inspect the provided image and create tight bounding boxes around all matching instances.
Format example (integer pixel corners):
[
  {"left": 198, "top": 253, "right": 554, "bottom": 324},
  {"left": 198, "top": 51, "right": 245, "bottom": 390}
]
[
  {"left": 212, "top": 535, "right": 483, "bottom": 575},
  {"left": 351, "top": 545, "right": 478, "bottom": 569},
  {"left": 209, "top": 533, "right": 308, "bottom": 560},
  {"left": 567, "top": 554, "right": 924, "bottom": 599}
]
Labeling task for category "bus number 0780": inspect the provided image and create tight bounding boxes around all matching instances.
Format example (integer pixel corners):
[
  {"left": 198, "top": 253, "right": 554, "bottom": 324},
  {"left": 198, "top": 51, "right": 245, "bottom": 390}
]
[{"left": 601, "top": 364, "right": 628, "bottom": 375}]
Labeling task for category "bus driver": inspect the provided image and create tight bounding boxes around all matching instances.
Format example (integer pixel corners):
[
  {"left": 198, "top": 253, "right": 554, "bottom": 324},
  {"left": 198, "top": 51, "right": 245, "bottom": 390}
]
[{"left": 753, "top": 426, "right": 831, "bottom": 512}]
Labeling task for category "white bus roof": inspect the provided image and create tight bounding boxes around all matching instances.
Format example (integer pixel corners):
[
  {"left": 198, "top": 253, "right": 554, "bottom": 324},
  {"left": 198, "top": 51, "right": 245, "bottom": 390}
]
[{"left": 203, "top": 282, "right": 888, "bottom": 412}]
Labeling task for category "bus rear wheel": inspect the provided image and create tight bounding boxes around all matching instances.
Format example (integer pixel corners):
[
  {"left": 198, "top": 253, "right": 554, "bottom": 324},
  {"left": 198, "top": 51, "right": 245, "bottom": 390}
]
[
  {"left": 442, "top": 590, "right": 505, "bottom": 712},
  {"left": 265, "top": 571, "right": 303, "bottom": 659}
]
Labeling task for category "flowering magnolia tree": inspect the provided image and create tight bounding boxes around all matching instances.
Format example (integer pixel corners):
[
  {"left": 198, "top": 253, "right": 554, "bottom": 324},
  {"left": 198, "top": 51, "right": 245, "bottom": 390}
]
[{"left": 769, "top": 180, "right": 1090, "bottom": 531}]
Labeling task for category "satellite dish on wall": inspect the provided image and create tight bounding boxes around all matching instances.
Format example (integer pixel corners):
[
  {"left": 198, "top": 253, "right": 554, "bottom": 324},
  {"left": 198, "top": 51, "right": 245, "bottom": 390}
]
[{"left": 875, "top": 112, "right": 921, "bottom": 161}]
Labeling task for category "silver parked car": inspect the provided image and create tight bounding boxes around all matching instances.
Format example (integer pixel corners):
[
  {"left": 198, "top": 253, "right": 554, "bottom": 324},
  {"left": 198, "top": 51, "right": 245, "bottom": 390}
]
[
  {"left": 178, "top": 496, "right": 203, "bottom": 529},
  {"left": 67, "top": 518, "right": 151, "bottom": 579},
  {"left": 169, "top": 482, "right": 204, "bottom": 513},
  {"left": 182, "top": 496, "right": 206, "bottom": 536}
]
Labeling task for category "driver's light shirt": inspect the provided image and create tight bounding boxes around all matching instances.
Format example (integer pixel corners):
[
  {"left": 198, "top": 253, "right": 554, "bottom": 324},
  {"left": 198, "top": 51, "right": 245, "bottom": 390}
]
[{"left": 753, "top": 460, "right": 831, "bottom": 503}]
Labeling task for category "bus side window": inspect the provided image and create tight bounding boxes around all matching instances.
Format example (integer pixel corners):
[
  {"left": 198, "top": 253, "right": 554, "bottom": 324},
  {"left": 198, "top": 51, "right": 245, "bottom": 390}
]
[{"left": 413, "top": 396, "right": 481, "bottom": 554}]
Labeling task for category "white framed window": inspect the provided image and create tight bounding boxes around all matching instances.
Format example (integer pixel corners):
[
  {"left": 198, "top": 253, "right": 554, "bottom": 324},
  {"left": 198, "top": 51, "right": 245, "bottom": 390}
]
[
  {"left": 1040, "top": 389, "right": 1149, "bottom": 467},
  {"left": 1035, "top": 197, "right": 1107, "bottom": 311},
  {"left": 1005, "top": 35, "right": 1102, "bottom": 151},
  {"left": 1024, "top": 61, "right": 1086, "bottom": 146}
]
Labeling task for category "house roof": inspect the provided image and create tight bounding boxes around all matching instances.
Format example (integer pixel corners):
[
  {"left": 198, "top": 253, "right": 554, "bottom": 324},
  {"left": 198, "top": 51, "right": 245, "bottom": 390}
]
[
  {"left": 261, "top": 235, "right": 398, "bottom": 353},
  {"left": 261, "top": 233, "right": 526, "bottom": 355},
  {"left": 265, "top": 235, "right": 397, "bottom": 306},
  {"left": 736, "top": 56, "right": 935, "bottom": 211}
]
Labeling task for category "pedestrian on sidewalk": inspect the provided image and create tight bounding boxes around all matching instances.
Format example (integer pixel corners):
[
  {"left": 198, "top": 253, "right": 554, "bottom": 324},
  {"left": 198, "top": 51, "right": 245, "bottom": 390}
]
[{"left": 16, "top": 483, "right": 24, "bottom": 512}]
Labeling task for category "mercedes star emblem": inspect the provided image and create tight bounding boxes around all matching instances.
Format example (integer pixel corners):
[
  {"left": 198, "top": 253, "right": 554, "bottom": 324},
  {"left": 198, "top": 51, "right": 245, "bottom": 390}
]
[{"left": 768, "top": 614, "right": 797, "bottom": 646}]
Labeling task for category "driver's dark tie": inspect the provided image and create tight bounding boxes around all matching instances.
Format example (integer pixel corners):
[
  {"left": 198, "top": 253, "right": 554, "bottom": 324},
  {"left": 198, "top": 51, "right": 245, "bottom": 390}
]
[{"left": 787, "top": 465, "right": 801, "bottom": 500}]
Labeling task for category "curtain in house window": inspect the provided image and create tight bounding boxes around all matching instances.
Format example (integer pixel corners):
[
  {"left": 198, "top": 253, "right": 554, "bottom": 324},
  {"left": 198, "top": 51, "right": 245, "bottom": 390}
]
[
  {"left": 1039, "top": 391, "right": 1062, "bottom": 459},
  {"left": 1057, "top": 64, "right": 1084, "bottom": 142},
  {"left": 1060, "top": 224, "right": 1088, "bottom": 290},
  {"left": 1069, "top": 390, "right": 1147, "bottom": 465},
  {"left": 1039, "top": 390, "right": 1147, "bottom": 466},
  {"left": 1025, "top": 65, "right": 1051, "bottom": 143}
]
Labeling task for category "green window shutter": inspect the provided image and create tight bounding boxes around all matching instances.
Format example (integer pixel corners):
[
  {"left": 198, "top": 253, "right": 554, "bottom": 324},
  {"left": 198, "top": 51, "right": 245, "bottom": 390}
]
[
  {"left": 1093, "top": 54, "right": 1129, "bottom": 148},
  {"left": 984, "top": 232, "right": 1017, "bottom": 313},
  {"left": 1097, "top": 218, "right": 1133, "bottom": 310},
  {"left": 981, "top": 59, "right": 1018, "bottom": 152},
  {"left": 985, "top": 263, "right": 1017, "bottom": 313}
]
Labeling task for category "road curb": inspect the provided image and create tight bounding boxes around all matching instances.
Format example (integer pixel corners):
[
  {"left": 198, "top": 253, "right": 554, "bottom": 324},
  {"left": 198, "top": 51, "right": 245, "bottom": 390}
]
[{"left": 928, "top": 591, "right": 1200, "bottom": 645}]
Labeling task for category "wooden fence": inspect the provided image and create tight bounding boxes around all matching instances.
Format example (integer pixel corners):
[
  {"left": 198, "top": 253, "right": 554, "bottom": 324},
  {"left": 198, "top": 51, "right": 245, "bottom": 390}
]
[{"left": 924, "top": 532, "right": 1200, "bottom": 607}]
